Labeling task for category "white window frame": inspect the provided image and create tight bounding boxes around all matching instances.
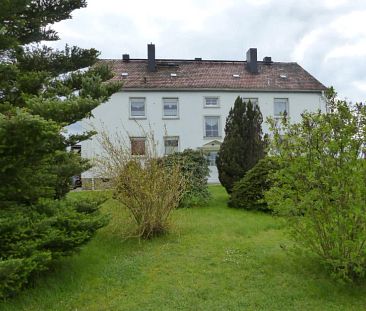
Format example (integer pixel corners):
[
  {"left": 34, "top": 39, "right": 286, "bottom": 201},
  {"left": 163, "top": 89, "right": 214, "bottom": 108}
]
[
  {"left": 163, "top": 136, "right": 179, "bottom": 155},
  {"left": 274, "top": 98, "right": 289, "bottom": 118},
  {"left": 129, "top": 97, "right": 146, "bottom": 119},
  {"left": 162, "top": 97, "right": 179, "bottom": 119},
  {"left": 204, "top": 96, "right": 220, "bottom": 108},
  {"left": 203, "top": 116, "right": 221, "bottom": 138}
]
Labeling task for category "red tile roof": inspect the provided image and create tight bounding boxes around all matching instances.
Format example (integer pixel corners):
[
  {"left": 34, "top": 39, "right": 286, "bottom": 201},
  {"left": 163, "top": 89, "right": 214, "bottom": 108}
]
[{"left": 103, "top": 59, "right": 326, "bottom": 92}]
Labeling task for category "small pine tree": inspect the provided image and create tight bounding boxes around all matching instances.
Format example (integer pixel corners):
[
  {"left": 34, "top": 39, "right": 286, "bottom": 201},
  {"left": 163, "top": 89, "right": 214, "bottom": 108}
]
[{"left": 216, "top": 96, "right": 265, "bottom": 193}]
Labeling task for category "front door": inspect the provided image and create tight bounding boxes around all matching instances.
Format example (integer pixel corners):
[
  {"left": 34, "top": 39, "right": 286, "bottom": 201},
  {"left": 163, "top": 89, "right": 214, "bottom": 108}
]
[
  {"left": 200, "top": 140, "right": 222, "bottom": 184},
  {"left": 207, "top": 151, "right": 219, "bottom": 183}
]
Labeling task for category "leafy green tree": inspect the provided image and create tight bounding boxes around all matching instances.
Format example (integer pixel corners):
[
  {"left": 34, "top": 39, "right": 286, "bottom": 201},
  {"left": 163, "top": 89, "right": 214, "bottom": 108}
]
[
  {"left": 216, "top": 96, "right": 266, "bottom": 193},
  {"left": 0, "top": 0, "right": 120, "bottom": 298},
  {"left": 265, "top": 89, "right": 366, "bottom": 281}
]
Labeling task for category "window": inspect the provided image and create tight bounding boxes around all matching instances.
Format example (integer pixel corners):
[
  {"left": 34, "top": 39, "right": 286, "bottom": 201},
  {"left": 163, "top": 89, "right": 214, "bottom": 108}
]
[
  {"left": 163, "top": 98, "right": 178, "bottom": 118},
  {"left": 274, "top": 98, "right": 289, "bottom": 117},
  {"left": 164, "top": 136, "right": 179, "bottom": 155},
  {"left": 243, "top": 98, "right": 258, "bottom": 106},
  {"left": 204, "top": 97, "right": 219, "bottom": 107},
  {"left": 204, "top": 116, "right": 220, "bottom": 138},
  {"left": 207, "top": 151, "right": 218, "bottom": 166},
  {"left": 130, "top": 97, "right": 146, "bottom": 118},
  {"left": 130, "top": 137, "right": 146, "bottom": 155}
]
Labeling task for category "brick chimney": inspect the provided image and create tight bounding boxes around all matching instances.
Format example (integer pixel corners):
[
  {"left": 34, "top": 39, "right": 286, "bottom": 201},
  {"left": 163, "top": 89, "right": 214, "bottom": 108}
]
[
  {"left": 147, "top": 43, "right": 156, "bottom": 72},
  {"left": 246, "top": 48, "right": 258, "bottom": 74}
]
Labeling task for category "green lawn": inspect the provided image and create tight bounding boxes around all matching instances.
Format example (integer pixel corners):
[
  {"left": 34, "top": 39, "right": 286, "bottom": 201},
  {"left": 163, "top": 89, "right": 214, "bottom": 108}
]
[{"left": 2, "top": 186, "right": 366, "bottom": 310}]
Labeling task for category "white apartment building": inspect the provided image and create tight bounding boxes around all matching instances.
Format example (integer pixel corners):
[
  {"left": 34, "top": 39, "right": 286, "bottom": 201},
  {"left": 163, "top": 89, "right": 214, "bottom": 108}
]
[{"left": 81, "top": 44, "right": 326, "bottom": 185}]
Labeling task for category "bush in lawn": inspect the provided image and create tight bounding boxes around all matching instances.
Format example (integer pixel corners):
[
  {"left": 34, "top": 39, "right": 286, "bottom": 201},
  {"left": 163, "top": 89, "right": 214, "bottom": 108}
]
[
  {"left": 114, "top": 159, "right": 185, "bottom": 238},
  {"left": 0, "top": 196, "right": 108, "bottom": 298},
  {"left": 162, "top": 149, "right": 210, "bottom": 207},
  {"left": 265, "top": 88, "right": 366, "bottom": 281},
  {"left": 229, "top": 157, "right": 279, "bottom": 211},
  {"left": 96, "top": 130, "right": 187, "bottom": 239}
]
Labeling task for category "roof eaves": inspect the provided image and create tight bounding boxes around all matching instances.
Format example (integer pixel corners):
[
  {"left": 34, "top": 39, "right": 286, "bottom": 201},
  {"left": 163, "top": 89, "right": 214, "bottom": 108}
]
[{"left": 120, "top": 87, "right": 325, "bottom": 93}]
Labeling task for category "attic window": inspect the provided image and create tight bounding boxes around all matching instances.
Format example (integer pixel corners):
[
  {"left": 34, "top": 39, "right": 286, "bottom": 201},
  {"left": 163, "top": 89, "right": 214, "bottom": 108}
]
[
  {"left": 233, "top": 74, "right": 240, "bottom": 78},
  {"left": 280, "top": 74, "right": 287, "bottom": 79},
  {"left": 170, "top": 73, "right": 177, "bottom": 77},
  {"left": 121, "top": 72, "right": 128, "bottom": 77}
]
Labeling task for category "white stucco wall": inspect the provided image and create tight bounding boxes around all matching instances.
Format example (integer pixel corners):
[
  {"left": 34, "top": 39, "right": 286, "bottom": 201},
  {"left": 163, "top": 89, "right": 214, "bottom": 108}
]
[{"left": 81, "top": 90, "right": 325, "bottom": 182}]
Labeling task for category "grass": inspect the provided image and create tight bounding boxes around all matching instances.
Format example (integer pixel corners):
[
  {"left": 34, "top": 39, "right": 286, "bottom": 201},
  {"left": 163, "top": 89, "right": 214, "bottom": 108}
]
[{"left": 2, "top": 185, "right": 366, "bottom": 310}]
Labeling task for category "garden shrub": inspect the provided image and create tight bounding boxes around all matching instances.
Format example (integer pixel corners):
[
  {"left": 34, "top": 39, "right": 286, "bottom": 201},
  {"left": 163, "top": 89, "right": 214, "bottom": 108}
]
[
  {"left": 265, "top": 89, "right": 366, "bottom": 281},
  {"left": 95, "top": 127, "right": 200, "bottom": 239},
  {"left": 0, "top": 197, "right": 108, "bottom": 298},
  {"left": 162, "top": 149, "right": 210, "bottom": 207},
  {"left": 114, "top": 159, "right": 186, "bottom": 239},
  {"left": 229, "top": 157, "right": 279, "bottom": 211}
]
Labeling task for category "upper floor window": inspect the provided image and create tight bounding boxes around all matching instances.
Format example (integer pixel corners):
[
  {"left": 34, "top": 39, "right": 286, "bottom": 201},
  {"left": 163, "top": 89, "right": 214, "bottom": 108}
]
[
  {"left": 243, "top": 98, "right": 258, "bottom": 106},
  {"left": 204, "top": 116, "right": 220, "bottom": 138},
  {"left": 163, "top": 98, "right": 179, "bottom": 118},
  {"left": 130, "top": 97, "right": 146, "bottom": 118},
  {"left": 130, "top": 137, "right": 146, "bottom": 155},
  {"left": 274, "top": 98, "right": 289, "bottom": 118},
  {"left": 204, "top": 97, "right": 219, "bottom": 108},
  {"left": 164, "top": 136, "right": 179, "bottom": 155}
]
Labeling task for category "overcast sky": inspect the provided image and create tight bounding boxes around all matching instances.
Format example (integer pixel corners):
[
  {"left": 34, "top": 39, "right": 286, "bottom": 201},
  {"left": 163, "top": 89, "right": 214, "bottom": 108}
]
[{"left": 49, "top": 0, "right": 366, "bottom": 102}]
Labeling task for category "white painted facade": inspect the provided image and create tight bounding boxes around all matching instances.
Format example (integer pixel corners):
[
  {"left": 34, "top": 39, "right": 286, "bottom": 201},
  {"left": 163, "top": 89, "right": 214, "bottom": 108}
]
[{"left": 81, "top": 90, "right": 325, "bottom": 183}]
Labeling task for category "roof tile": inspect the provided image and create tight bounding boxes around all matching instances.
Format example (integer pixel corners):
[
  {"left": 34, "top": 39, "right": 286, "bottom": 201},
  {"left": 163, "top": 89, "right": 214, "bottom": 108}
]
[{"left": 103, "top": 59, "right": 326, "bottom": 91}]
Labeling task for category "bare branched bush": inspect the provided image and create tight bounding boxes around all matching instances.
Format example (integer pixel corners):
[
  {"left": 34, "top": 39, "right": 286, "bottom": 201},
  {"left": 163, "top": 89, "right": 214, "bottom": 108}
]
[{"left": 95, "top": 126, "right": 186, "bottom": 239}]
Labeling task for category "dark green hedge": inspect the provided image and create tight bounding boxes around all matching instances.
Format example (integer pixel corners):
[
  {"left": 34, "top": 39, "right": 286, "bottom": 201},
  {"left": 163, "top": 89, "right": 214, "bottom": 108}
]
[
  {"left": 229, "top": 157, "right": 279, "bottom": 211},
  {"left": 0, "top": 196, "right": 108, "bottom": 299}
]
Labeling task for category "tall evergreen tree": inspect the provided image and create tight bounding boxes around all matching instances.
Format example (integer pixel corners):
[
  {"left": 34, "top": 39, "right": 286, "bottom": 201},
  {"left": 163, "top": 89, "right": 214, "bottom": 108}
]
[
  {"left": 0, "top": 0, "right": 120, "bottom": 298},
  {"left": 216, "top": 96, "right": 265, "bottom": 193}
]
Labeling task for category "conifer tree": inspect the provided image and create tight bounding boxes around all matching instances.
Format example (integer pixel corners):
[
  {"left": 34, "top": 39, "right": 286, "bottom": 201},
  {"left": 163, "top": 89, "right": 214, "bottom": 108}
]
[
  {"left": 216, "top": 96, "right": 265, "bottom": 193},
  {"left": 0, "top": 0, "right": 120, "bottom": 298}
]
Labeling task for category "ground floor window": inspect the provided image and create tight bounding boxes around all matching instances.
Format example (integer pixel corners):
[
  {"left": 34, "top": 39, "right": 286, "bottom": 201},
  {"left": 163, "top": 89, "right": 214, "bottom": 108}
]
[
  {"left": 164, "top": 136, "right": 179, "bottom": 155},
  {"left": 130, "top": 137, "right": 146, "bottom": 155}
]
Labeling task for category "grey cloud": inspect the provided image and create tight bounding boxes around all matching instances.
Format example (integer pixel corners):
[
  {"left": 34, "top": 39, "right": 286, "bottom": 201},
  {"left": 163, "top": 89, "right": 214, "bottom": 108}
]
[{"left": 48, "top": 0, "right": 366, "bottom": 101}]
